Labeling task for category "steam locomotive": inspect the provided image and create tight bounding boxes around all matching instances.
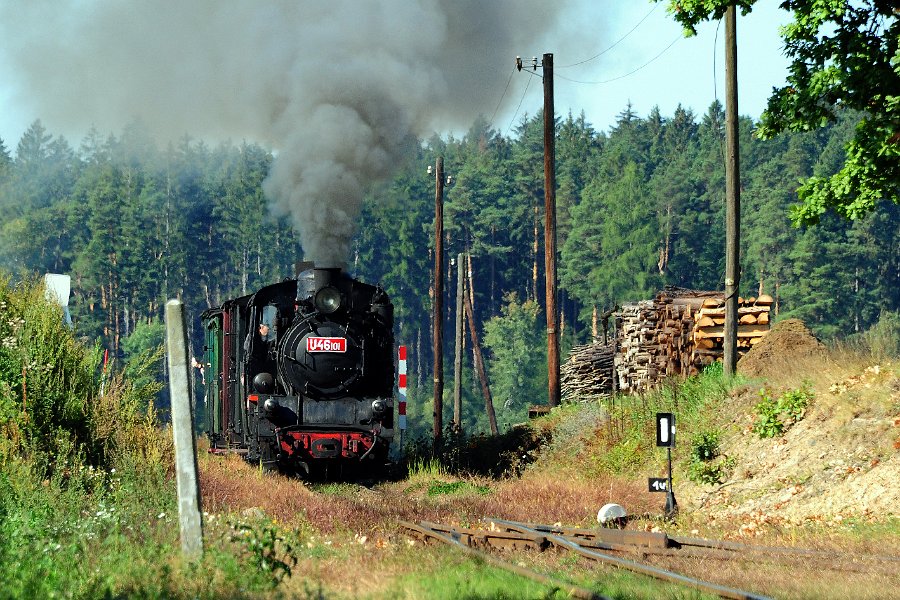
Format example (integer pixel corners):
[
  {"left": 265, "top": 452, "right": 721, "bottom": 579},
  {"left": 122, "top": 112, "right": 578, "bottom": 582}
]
[{"left": 201, "top": 265, "right": 395, "bottom": 477}]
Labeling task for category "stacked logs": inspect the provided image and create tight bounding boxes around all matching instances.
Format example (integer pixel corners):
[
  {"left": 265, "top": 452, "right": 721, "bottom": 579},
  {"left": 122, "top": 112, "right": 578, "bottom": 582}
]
[
  {"left": 614, "top": 300, "right": 659, "bottom": 392},
  {"left": 561, "top": 343, "right": 615, "bottom": 402},
  {"left": 690, "top": 294, "right": 773, "bottom": 368},
  {"left": 562, "top": 288, "right": 773, "bottom": 399},
  {"left": 614, "top": 288, "right": 723, "bottom": 391}
]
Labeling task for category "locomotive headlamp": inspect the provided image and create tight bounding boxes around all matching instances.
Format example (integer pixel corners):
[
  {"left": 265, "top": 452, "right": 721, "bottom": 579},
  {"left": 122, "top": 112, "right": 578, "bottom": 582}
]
[
  {"left": 371, "top": 399, "right": 387, "bottom": 415},
  {"left": 314, "top": 286, "right": 342, "bottom": 314}
]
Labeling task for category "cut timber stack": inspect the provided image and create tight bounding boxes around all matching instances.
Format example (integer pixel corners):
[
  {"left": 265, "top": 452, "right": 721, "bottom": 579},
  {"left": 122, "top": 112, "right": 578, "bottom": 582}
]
[
  {"left": 561, "top": 343, "right": 615, "bottom": 402},
  {"left": 690, "top": 294, "right": 773, "bottom": 368},
  {"left": 615, "top": 300, "right": 658, "bottom": 392},
  {"left": 614, "top": 288, "right": 723, "bottom": 391},
  {"left": 562, "top": 288, "right": 773, "bottom": 401}
]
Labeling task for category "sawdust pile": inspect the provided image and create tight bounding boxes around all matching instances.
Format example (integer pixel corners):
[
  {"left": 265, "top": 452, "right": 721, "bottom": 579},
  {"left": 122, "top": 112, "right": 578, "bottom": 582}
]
[{"left": 738, "top": 318, "right": 826, "bottom": 378}]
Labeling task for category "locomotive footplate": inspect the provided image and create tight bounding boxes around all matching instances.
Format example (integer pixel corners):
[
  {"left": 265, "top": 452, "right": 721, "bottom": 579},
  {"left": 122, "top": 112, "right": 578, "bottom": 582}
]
[{"left": 277, "top": 429, "right": 378, "bottom": 460}]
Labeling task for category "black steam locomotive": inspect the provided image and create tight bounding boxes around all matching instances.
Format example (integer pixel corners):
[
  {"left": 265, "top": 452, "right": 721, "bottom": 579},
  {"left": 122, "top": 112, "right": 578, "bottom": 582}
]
[{"left": 201, "top": 265, "right": 395, "bottom": 477}]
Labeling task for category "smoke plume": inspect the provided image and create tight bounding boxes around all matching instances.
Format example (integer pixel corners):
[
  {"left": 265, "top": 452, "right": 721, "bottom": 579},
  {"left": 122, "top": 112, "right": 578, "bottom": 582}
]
[{"left": 0, "top": 0, "right": 581, "bottom": 266}]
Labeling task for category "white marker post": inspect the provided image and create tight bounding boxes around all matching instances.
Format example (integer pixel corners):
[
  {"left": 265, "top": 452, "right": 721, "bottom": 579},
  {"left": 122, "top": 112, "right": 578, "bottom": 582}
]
[
  {"left": 398, "top": 345, "right": 408, "bottom": 449},
  {"left": 165, "top": 299, "right": 204, "bottom": 558}
]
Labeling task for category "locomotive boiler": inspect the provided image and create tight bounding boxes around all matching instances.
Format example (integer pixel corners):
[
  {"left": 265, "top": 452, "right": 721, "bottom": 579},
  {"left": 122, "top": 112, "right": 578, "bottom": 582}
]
[{"left": 201, "top": 265, "right": 395, "bottom": 477}]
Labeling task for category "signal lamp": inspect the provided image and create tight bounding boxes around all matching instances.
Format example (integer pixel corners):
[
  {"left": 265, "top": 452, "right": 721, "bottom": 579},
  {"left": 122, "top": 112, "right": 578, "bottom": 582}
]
[{"left": 314, "top": 286, "right": 342, "bottom": 314}]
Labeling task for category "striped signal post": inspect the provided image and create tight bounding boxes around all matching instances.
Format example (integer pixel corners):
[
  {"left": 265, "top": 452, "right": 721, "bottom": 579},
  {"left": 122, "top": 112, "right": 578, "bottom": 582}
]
[{"left": 398, "top": 345, "right": 408, "bottom": 449}]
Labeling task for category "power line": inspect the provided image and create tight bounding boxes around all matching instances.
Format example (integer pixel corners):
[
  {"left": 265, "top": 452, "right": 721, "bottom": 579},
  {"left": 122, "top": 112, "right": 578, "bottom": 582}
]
[
  {"left": 555, "top": 35, "right": 681, "bottom": 85},
  {"left": 505, "top": 72, "right": 534, "bottom": 137},
  {"left": 488, "top": 66, "right": 516, "bottom": 130},
  {"left": 559, "top": 3, "right": 660, "bottom": 69}
]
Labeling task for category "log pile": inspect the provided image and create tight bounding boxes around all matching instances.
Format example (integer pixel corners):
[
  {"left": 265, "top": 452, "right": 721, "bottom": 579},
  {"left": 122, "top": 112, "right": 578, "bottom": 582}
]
[
  {"left": 614, "top": 288, "right": 714, "bottom": 391},
  {"left": 561, "top": 343, "right": 615, "bottom": 402},
  {"left": 690, "top": 294, "right": 773, "bottom": 368},
  {"left": 614, "top": 300, "right": 660, "bottom": 392},
  {"left": 613, "top": 287, "right": 773, "bottom": 392},
  {"left": 561, "top": 287, "right": 773, "bottom": 400}
]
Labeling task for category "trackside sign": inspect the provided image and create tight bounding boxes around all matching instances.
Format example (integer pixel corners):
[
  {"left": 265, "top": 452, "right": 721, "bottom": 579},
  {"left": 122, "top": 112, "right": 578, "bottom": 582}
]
[{"left": 306, "top": 337, "right": 347, "bottom": 353}]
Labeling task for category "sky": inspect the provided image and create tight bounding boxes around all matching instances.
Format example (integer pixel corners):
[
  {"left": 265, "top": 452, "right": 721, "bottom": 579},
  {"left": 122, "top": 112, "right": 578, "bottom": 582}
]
[
  {"left": 0, "top": 0, "right": 794, "bottom": 265},
  {"left": 545, "top": 2, "right": 790, "bottom": 130},
  {"left": 0, "top": 1, "right": 791, "bottom": 151}
]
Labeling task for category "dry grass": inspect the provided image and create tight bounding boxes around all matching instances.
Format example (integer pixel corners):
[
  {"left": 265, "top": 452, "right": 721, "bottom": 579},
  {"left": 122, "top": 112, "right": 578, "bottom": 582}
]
[
  {"left": 196, "top": 444, "right": 900, "bottom": 599},
  {"left": 193, "top": 340, "right": 900, "bottom": 599}
]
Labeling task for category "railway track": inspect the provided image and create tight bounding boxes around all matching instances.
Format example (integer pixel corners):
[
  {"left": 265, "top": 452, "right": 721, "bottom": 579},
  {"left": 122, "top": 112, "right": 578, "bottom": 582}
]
[{"left": 400, "top": 517, "right": 898, "bottom": 599}]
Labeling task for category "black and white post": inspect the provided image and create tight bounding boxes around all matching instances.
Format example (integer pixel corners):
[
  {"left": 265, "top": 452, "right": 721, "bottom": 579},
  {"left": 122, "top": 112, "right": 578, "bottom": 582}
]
[
  {"left": 165, "top": 299, "right": 204, "bottom": 558},
  {"left": 656, "top": 412, "right": 678, "bottom": 518}
]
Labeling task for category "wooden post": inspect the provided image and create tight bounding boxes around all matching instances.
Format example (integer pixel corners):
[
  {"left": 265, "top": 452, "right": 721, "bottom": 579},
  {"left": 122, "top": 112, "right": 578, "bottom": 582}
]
[
  {"left": 453, "top": 252, "right": 465, "bottom": 432},
  {"left": 432, "top": 157, "right": 445, "bottom": 442},
  {"left": 464, "top": 262, "right": 498, "bottom": 435},
  {"left": 543, "top": 52, "right": 560, "bottom": 407},
  {"left": 165, "top": 299, "right": 203, "bottom": 559},
  {"left": 724, "top": 7, "right": 741, "bottom": 377}
]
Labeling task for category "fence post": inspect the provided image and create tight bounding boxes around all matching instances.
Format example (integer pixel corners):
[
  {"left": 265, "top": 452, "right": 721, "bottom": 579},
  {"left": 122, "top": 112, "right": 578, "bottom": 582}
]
[{"left": 165, "top": 299, "right": 204, "bottom": 558}]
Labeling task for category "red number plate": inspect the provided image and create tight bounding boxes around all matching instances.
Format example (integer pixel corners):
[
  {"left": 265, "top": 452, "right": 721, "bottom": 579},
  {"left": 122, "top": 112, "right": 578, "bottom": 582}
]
[{"left": 306, "top": 336, "right": 347, "bottom": 353}]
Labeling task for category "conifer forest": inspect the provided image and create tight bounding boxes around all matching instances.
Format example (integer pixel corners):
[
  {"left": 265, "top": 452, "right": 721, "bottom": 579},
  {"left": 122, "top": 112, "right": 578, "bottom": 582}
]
[{"left": 1, "top": 103, "right": 897, "bottom": 432}]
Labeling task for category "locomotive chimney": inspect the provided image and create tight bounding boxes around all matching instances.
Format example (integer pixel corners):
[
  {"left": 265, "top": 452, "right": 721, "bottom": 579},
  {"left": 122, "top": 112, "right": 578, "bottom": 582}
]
[{"left": 313, "top": 264, "right": 347, "bottom": 288}]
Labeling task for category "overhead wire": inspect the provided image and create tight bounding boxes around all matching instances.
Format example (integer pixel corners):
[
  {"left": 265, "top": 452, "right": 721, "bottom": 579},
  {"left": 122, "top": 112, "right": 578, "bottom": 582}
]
[
  {"left": 558, "top": 3, "right": 660, "bottom": 69},
  {"left": 505, "top": 72, "right": 534, "bottom": 136},
  {"left": 555, "top": 35, "right": 681, "bottom": 85},
  {"left": 713, "top": 17, "right": 728, "bottom": 174},
  {"left": 488, "top": 66, "right": 517, "bottom": 128},
  {"left": 490, "top": 4, "right": 678, "bottom": 135}
]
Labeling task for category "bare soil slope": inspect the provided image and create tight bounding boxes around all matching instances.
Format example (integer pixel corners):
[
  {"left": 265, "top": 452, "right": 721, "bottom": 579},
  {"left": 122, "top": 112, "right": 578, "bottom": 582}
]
[{"left": 681, "top": 320, "right": 900, "bottom": 530}]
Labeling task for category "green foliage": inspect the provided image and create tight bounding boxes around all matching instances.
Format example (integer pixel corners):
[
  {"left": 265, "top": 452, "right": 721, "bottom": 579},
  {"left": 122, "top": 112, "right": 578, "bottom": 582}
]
[
  {"left": 583, "top": 363, "right": 742, "bottom": 477},
  {"left": 403, "top": 425, "right": 543, "bottom": 478},
  {"left": 851, "top": 310, "right": 900, "bottom": 360},
  {"left": 0, "top": 94, "right": 896, "bottom": 442},
  {"left": 686, "top": 429, "right": 735, "bottom": 485},
  {"left": 230, "top": 521, "right": 298, "bottom": 587},
  {"left": 120, "top": 319, "right": 166, "bottom": 405},
  {"left": 753, "top": 384, "right": 813, "bottom": 438},
  {"left": 0, "top": 276, "right": 100, "bottom": 469},
  {"left": 426, "top": 481, "right": 491, "bottom": 497},
  {"left": 394, "top": 553, "right": 573, "bottom": 600},
  {"left": 660, "top": 0, "right": 900, "bottom": 225},
  {"left": 482, "top": 294, "right": 546, "bottom": 415},
  {"left": 690, "top": 430, "right": 720, "bottom": 462}
]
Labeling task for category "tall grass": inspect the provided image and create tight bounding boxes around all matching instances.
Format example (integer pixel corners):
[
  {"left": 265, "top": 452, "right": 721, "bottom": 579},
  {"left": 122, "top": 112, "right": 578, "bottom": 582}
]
[
  {"left": 0, "top": 276, "right": 101, "bottom": 471},
  {"left": 556, "top": 363, "right": 743, "bottom": 477},
  {"left": 847, "top": 310, "right": 900, "bottom": 360},
  {"left": 0, "top": 277, "right": 200, "bottom": 598}
]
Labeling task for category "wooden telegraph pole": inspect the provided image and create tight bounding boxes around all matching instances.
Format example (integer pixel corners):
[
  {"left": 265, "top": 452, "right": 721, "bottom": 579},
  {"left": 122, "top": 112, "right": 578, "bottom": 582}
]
[
  {"left": 432, "top": 157, "right": 445, "bottom": 442},
  {"left": 543, "top": 53, "right": 560, "bottom": 407},
  {"left": 453, "top": 252, "right": 465, "bottom": 432},
  {"left": 724, "top": 7, "right": 741, "bottom": 377}
]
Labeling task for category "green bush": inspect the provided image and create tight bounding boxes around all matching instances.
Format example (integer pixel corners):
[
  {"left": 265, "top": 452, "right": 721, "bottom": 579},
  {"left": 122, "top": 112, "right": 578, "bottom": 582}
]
[
  {"left": 230, "top": 520, "right": 298, "bottom": 587},
  {"left": 686, "top": 430, "right": 735, "bottom": 485},
  {"left": 753, "top": 384, "right": 812, "bottom": 438}
]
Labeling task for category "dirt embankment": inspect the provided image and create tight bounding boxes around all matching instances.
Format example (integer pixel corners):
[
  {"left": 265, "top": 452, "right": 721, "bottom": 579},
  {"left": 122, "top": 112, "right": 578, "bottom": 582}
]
[{"left": 682, "top": 319, "right": 900, "bottom": 530}]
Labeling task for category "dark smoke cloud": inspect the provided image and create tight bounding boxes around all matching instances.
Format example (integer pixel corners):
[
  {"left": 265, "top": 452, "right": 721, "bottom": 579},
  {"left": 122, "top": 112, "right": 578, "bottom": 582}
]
[{"left": 0, "top": 0, "right": 583, "bottom": 266}]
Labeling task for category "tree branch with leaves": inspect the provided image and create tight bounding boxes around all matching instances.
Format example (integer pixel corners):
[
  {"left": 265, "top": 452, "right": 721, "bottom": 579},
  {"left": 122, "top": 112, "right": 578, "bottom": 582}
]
[{"left": 659, "top": 0, "right": 900, "bottom": 225}]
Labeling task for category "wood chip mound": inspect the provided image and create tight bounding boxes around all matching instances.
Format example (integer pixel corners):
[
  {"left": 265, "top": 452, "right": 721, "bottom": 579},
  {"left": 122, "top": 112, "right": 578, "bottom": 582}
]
[{"left": 738, "top": 318, "right": 825, "bottom": 378}]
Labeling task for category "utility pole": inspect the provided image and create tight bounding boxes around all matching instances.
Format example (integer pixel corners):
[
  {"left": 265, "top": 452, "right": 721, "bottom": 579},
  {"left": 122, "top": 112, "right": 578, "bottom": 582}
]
[
  {"left": 453, "top": 252, "right": 465, "bottom": 433},
  {"left": 431, "top": 158, "right": 445, "bottom": 443},
  {"left": 724, "top": 6, "right": 741, "bottom": 377},
  {"left": 465, "top": 260, "right": 499, "bottom": 436},
  {"left": 543, "top": 52, "right": 560, "bottom": 407}
]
